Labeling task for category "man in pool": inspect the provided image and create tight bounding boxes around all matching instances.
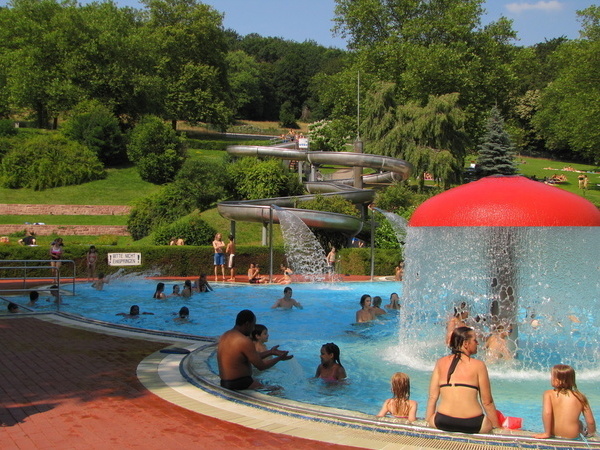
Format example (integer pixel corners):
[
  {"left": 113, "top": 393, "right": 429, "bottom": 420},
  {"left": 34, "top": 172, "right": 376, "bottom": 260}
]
[
  {"left": 217, "top": 309, "right": 293, "bottom": 390},
  {"left": 271, "top": 287, "right": 303, "bottom": 310}
]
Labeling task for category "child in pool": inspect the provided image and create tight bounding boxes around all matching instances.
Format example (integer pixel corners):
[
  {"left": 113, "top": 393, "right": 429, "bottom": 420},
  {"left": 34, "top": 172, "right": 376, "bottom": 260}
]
[
  {"left": 251, "top": 324, "right": 271, "bottom": 359},
  {"left": 534, "top": 364, "right": 596, "bottom": 439},
  {"left": 315, "top": 342, "right": 347, "bottom": 381},
  {"left": 376, "top": 372, "right": 418, "bottom": 421}
]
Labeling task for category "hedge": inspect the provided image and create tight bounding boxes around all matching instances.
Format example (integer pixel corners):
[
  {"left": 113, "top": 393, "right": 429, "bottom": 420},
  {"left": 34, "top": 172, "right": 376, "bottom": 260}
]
[{"left": 0, "top": 245, "right": 402, "bottom": 279}]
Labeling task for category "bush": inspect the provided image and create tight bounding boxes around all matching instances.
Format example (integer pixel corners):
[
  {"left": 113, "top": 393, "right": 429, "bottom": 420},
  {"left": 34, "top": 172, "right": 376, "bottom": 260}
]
[
  {"left": 173, "top": 158, "right": 229, "bottom": 210},
  {"left": 374, "top": 182, "right": 431, "bottom": 216},
  {"left": 62, "top": 100, "right": 127, "bottom": 165},
  {"left": 127, "top": 116, "right": 186, "bottom": 184},
  {"left": 227, "top": 156, "right": 303, "bottom": 200},
  {"left": 0, "top": 134, "right": 105, "bottom": 190},
  {"left": 279, "top": 100, "right": 298, "bottom": 129},
  {"left": 0, "top": 119, "right": 17, "bottom": 137},
  {"left": 152, "top": 215, "right": 216, "bottom": 246}
]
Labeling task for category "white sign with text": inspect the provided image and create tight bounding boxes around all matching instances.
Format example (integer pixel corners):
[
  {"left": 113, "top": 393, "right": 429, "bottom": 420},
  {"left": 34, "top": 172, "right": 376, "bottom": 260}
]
[{"left": 108, "top": 253, "right": 142, "bottom": 266}]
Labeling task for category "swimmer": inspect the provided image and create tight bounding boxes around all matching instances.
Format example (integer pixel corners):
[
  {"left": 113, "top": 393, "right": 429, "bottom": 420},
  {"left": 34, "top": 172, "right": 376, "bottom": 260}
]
[
  {"left": 48, "top": 285, "right": 61, "bottom": 304},
  {"left": 534, "top": 364, "right": 596, "bottom": 439},
  {"left": 173, "top": 306, "right": 189, "bottom": 323},
  {"left": 251, "top": 324, "right": 271, "bottom": 358},
  {"left": 153, "top": 282, "right": 167, "bottom": 299},
  {"left": 195, "top": 274, "right": 213, "bottom": 292},
  {"left": 272, "top": 287, "right": 302, "bottom": 309},
  {"left": 169, "top": 284, "right": 181, "bottom": 297},
  {"left": 26, "top": 291, "right": 39, "bottom": 307},
  {"left": 217, "top": 309, "right": 293, "bottom": 390},
  {"left": 315, "top": 342, "right": 346, "bottom": 381},
  {"left": 371, "top": 296, "right": 386, "bottom": 316},
  {"left": 91, "top": 272, "right": 109, "bottom": 291},
  {"left": 181, "top": 280, "right": 193, "bottom": 298},
  {"left": 356, "top": 294, "right": 374, "bottom": 323},
  {"left": 377, "top": 372, "right": 418, "bottom": 421},
  {"left": 385, "top": 292, "right": 401, "bottom": 310},
  {"left": 446, "top": 302, "right": 468, "bottom": 345},
  {"left": 116, "top": 304, "right": 154, "bottom": 318},
  {"left": 7, "top": 302, "right": 20, "bottom": 313},
  {"left": 485, "top": 324, "right": 513, "bottom": 362}
]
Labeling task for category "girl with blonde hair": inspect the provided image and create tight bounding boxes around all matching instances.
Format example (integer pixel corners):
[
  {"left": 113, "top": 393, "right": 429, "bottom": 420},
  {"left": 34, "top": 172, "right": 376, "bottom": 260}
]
[{"left": 377, "top": 372, "right": 418, "bottom": 421}]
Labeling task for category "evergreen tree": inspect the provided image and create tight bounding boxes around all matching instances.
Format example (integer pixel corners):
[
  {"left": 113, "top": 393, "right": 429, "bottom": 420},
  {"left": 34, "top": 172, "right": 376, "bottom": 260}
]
[{"left": 476, "top": 107, "right": 518, "bottom": 177}]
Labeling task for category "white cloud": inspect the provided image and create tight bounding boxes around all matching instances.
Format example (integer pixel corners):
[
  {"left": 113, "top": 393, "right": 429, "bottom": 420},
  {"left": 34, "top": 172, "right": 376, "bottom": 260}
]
[{"left": 505, "top": 1, "right": 564, "bottom": 14}]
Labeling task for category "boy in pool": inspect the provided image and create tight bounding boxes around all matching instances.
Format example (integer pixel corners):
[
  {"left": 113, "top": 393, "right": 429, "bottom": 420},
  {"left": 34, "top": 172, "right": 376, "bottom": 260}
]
[
  {"left": 91, "top": 272, "right": 109, "bottom": 291},
  {"left": 534, "top": 364, "right": 596, "bottom": 439}
]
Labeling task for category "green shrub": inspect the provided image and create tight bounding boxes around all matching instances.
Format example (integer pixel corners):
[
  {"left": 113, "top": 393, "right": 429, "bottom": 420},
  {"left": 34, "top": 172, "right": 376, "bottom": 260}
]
[
  {"left": 127, "top": 116, "right": 186, "bottom": 184},
  {"left": 279, "top": 101, "right": 298, "bottom": 129},
  {"left": 0, "top": 134, "right": 105, "bottom": 190},
  {"left": 0, "top": 119, "right": 17, "bottom": 137},
  {"left": 152, "top": 215, "right": 216, "bottom": 246},
  {"left": 227, "top": 156, "right": 303, "bottom": 200},
  {"left": 62, "top": 100, "right": 127, "bottom": 165},
  {"left": 374, "top": 182, "right": 432, "bottom": 216},
  {"left": 173, "top": 158, "right": 229, "bottom": 210}
]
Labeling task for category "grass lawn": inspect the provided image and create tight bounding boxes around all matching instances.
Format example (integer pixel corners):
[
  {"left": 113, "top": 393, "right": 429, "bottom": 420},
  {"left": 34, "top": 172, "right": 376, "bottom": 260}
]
[{"left": 0, "top": 166, "right": 161, "bottom": 205}]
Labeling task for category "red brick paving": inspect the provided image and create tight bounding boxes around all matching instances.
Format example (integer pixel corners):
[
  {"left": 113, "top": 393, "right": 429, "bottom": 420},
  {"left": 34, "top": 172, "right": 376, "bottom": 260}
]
[{"left": 0, "top": 317, "right": 356, "bottom": 449}]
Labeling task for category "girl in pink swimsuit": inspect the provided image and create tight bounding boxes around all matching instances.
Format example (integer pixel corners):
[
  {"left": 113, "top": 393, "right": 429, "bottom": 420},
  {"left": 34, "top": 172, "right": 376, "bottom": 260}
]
[{"left": 315, "top": 343, "right": 346, "bottom": 382}]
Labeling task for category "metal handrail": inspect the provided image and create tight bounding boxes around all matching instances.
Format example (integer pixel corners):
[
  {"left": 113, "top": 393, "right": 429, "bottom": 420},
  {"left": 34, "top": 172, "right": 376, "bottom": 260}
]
[{"left": 0, "top": 259, "right": 76, "bottom": 297}]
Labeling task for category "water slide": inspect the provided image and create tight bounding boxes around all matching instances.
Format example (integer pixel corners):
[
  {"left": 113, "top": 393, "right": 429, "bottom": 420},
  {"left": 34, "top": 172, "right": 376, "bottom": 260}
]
[{"left": 217, "top": 145, "right": 412, "bottom": 236}]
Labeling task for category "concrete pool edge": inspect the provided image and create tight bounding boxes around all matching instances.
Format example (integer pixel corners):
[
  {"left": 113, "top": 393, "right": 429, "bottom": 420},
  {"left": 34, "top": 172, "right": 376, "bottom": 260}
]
[{"left": 12, "top": 312, "right": 599, "bottom": 450}]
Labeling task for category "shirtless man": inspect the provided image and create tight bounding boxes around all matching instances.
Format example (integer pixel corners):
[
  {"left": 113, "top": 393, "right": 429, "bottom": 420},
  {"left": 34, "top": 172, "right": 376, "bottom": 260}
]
[
  {"left": 485, "top": 324, "right": 513, "bottom": 362},
  {"left": 217, "top": 309, "right": 293, "bottom": 390},
  {"left": 271, "top": 287, "right": 303, "bottom": 310}
]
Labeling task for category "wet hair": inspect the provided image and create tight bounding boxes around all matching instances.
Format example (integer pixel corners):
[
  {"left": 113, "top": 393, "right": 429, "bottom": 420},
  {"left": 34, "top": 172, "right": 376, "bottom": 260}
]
[
  {"left": 7, "top": 302, "right": 19, "bottom": 312},
  {"left": 360, "top": 294, "right": 371, "bottom": 307},
  {"left": 283, "top": 287, "right": 292, "bottom": 294},
  {"left": 322, "top": 342, "right": 343, "bottom": 367},
  {"left": 172, "top": 284, "right": 180, "bottom": 292},
  {"left": 153, "top": 282, "right": 165, "bottom": 298},
  {"left": 29, "top": 291, "right": 39, "bottom": 301},
  {"left": 129, "top": 305, "right": 140, "bottom": 315},
  {"left": 373, "top": 296, "right": 382, "bottom": 307},
  {"left": 251, "top": 324, "right": 267, "bottom": 341},
  {"left": 235, "top": 309, "right": 256, "bottom": 326},
  {"left": 390, "top": 372, "right": 411, "bottom": 416},
  {"left": 178, "top": 306, "right": 189, "bottom": 318},
  {"left": 552, "top": 364, "right": 589, "bottom": 408},
  {"left": 447, "top": 326, "right": 474, "bottom": 384},
  {"left": 184, "top": 280, "right": 192, "bottom": 288}
]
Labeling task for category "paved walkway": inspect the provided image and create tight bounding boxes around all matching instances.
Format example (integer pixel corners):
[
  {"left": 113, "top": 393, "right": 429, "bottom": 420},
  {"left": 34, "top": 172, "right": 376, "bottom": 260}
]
[{"left": 0, "top": 316, "right": 354, "bottom": 449}]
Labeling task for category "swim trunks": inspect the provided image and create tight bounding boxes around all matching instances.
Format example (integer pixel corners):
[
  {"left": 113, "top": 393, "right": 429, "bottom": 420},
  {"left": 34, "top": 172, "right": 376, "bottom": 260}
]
[
  {"left": 214, "top": 253, "right": 225, "bottom": 265},
  {"left": 228, "top": 254, "right": 235, "bottom": 269},
  {"left": 220, "top": 376, "right": 253, "bottom": 390},
  {"left": 434, "top": 412, "right": 485, "bottom": 434}
]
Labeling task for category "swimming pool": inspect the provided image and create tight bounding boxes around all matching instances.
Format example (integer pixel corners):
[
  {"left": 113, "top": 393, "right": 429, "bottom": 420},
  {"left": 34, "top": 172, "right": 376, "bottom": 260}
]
[{"left": 19, "top": 277, "right": 599, "bottom": 432}]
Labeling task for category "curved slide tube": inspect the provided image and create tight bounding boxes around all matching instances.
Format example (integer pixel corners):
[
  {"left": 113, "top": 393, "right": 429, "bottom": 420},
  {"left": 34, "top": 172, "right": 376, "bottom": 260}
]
[{"left": 217, "top": 145, "right": 412, "bottom": 236}]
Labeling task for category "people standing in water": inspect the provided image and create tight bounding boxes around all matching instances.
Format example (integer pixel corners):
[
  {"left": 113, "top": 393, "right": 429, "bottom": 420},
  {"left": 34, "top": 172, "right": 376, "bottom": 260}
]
[
  {"left": 533, "top": 364, "right": 596, "bottom": 439},
  {"left": 173, "top": 306, "right": 190, "bottom": 323},
  {"left": 217, "top": 309, "right": 293, "bottom": 390},
  {"left": 91, "top": 272, "right": 109, "bottom": 291},
  {"left": 377, "top": 372, "right": 418, "bottom": 421},
  {"left": 195, "top": 274, "right": 213, "bottom": 292},
  {"left": 26, "top": 291, "right": 39, "bottom": 307},
  {"left": 86, "top": 245, "right": 98, "bottom": 281},
  {"left": 272, "top": 287, "right": 302, "bottom": 309},
  {"left": 169, "top": 284, "right": 181, "bottom": 297},
  {"left": 315, "top": 342, "right": 346, "bottom": 381},
  {"left": 153, "top": 282, "right": 167, "bottom": 299},
  {"left": 49, "top": 238, "right": 64, "bottom": 280},
  {"left": 485, "top": 324, "right": 513, "bottom": 362},
  {"left": 426, "top": 326, "right": 499, "bottom": 434},
  {"left": 326, "top": 246, "right": 337, "bottom": 280},
  {"left": 356, "top": 294, "right": 374, "bottom": 323},
  {"left": 371, "top": 296, "right": 387, "bottom": 316},
  {"left": 181, "top": 279, "right": 193, "bottom": 297},
  {"left": 446, "top": 302, "right": 469, "bottom": 345},
  {"left": 386, "top": 292, "right": 401, "bottom": 310},
  {"left": 226, "top": 234, "right": 236, "bottom": 281},
  {"left": 212, "top": 232, "right": 226, "bottom": 281}
]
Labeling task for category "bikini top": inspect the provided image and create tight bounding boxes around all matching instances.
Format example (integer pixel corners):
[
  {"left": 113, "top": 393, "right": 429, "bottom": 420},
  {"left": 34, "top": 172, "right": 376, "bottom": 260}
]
[{"left": 440, "top": 350, "right": 479, "bottom": 391}]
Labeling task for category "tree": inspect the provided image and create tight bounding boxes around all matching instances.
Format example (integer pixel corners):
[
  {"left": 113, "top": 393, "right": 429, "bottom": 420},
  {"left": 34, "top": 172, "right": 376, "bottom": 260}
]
[
  {"left": 142, "top": 0, "right": 232, "bottom": 130},
  {"left": 532, "top": 7, "right": 600, "bottom": 162},
  {"left": 361, "top": 83, "right": 469, "bottom": 189},
  {"left": 476, "top": 107, "right": 517, "bottom": 177},
  {"left": 126, "top": 115, "right": 186, "bottom": 184},
  {"left": 61, "top": 100, "right": 126, "bottom": 165},
  {"left": 226, "top": 50, "right": 261, "bottom": 118},
  {"left": 226, "top": 157, "right": 303, "bottom": 200}
]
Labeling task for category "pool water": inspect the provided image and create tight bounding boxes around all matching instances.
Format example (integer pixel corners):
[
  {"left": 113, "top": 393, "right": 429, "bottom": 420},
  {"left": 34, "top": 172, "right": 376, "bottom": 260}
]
[{"left": 21, "top": 277, "right": 599, "bottom": 431}]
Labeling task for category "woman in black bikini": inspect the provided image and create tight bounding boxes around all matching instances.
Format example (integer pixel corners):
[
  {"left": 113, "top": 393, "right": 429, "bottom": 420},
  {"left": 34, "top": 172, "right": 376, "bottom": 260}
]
[{"left": 426, "top": 326, "right": 500, "bottom": 434}]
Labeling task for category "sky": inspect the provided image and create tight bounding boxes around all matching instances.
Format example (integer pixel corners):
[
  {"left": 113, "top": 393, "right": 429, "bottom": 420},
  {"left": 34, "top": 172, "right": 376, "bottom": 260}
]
[{"left": 0, "top": 0, "right": 594, "bottom": 48}]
